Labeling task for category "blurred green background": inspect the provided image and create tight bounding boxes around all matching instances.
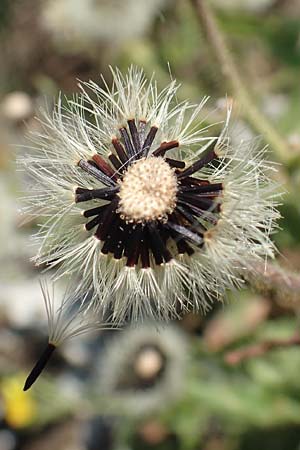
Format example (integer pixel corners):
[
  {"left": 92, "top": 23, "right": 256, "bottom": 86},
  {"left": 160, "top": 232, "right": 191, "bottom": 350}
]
[{"left": 1, "top": 1, "right": 300, "bottom": 449}]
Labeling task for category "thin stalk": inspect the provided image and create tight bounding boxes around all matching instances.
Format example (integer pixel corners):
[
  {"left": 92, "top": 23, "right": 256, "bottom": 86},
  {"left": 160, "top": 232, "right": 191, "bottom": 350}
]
[
  {"left": 191, "top": 0, "right": 289, "bottom": 164},
  {"left": 225, "top": 332, "right": 300, "bottom": 364}
]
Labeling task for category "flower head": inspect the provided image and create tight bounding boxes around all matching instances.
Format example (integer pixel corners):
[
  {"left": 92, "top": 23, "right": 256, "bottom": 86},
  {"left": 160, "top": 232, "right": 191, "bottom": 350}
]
[
  {"left": 22, "top": 66, "right": 279, "bottom": 323},
  {"left": 95, "top": 323, "right": 188, "bottom": 415},
  {"left": 1, "top": 375, "right": 37, "bottom": 427}
]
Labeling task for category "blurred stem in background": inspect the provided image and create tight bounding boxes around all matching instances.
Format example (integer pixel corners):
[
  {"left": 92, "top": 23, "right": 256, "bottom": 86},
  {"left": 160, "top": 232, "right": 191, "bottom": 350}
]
[
  {"left": 225, "top": 331, "right": 300, "bottom": 364},
  {"left": 244, "top": 261, "right": 300, "bottom": 310},
  {"left": 191, "top": 0, "right": 290, "bottom": 167}
]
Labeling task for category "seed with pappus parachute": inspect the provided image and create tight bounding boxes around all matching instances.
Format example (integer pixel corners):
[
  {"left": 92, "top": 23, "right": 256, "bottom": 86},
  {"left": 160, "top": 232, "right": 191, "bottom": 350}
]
[
  {"left": 21, "top": 66, "right": 280, "bottom": 324},
  {"left": 23, "top": 280, "right": 114, "bottom": 391}
]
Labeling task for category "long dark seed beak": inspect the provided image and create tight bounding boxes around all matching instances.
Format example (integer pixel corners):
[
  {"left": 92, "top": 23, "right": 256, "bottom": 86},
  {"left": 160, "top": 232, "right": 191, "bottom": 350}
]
[{"left": 23, "top": 343, "right": 56, "bottom": 391}]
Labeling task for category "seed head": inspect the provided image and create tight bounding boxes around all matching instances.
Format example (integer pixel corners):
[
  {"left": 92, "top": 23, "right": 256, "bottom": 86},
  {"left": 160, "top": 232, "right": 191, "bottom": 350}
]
[
  {"left": 96, "top": 323, "right": 188, "bottom": 415},
  {"left": 21, "top": 66, "right": 280, "bottom": 323},
  {"left": 118, "top": 157, "right": 177, "bottom": 223}
]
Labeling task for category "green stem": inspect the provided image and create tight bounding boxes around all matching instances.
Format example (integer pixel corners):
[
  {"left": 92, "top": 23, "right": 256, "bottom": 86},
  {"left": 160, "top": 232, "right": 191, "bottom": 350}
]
[{"left": 191, "top": 0, "right": 289, "bottom": 164}]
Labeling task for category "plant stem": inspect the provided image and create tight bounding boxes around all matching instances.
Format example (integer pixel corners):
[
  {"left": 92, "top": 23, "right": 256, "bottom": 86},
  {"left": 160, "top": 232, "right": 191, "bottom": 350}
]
[
  {"left": 191, "top": 0, "right": 289, "bottom": 164},
  {"left": 244, "top": 261, "right": 300, "bottom": 309},
  {"left": 224, "top": 332, "right": 300, "bottom": 365}
]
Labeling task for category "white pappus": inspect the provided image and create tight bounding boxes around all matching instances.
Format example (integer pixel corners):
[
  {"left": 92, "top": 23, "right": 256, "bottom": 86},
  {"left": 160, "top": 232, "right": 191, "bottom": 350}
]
[{"left": 21, "top": 66, "right": 280, "bottom": 325}]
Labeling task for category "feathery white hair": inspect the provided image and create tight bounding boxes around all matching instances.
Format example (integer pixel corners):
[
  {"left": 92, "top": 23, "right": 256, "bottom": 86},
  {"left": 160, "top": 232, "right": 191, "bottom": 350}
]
[{"left": 21, "top": 66, "right": 280, "bottom": 323}]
